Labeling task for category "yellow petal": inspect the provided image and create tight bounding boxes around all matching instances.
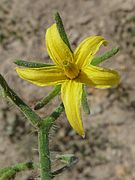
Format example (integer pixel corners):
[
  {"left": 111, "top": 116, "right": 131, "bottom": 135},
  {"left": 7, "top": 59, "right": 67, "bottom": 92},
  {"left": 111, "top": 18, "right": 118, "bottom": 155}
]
[
  {"left": 16, "top": 66, "right": 67, "bottom": 86},
  {"left": 78, "top": 65, "right": 120, "bottom": 88},
  {"left": 74, "top": 36, "right": 107, "bottom": 68},
  {"left": 46, "top": 23, "right": 73, "bottom": 66},
  {"left": 61, "top": 80, "right": 85, "bottom": 136}
]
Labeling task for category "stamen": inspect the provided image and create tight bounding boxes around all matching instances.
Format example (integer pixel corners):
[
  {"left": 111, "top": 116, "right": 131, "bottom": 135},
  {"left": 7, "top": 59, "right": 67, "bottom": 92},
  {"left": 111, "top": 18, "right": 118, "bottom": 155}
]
[{"left": 62, "top": 61, "right": 79, "bottom": 79}]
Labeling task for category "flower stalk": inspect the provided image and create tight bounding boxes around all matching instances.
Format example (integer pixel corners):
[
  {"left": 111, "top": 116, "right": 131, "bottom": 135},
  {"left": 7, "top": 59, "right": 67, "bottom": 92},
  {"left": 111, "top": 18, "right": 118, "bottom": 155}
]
[
  {"left": 34, "top": 85, "right": 61, "bottom": 110},
  {"left": 0, "top": 74, "right": 64, "bottom": 179},
  {"left": 38, "top": 126, "right": 51, "bottom": 180}
]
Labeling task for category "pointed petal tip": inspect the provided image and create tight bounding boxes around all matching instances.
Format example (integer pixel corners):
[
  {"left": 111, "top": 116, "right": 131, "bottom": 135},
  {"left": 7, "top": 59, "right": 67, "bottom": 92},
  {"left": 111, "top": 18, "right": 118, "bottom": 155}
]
[
  {"left": 15, "top": 67, "right": 19, "bottom": 71},
  {"left": 16, "top": 67, "right": 24, "bottom": 74},
  {"left": 16, "top": 67, "right": 21, "bottom": 75},
  {"left": 103, "top": 40, "right": 108, "bottom": 46},
  {"left": 78, "top": 129, "right": 85, "bottom": 138},
  {"left": 75, "top": 35, "right": 109, "bottom": 68},
  {"left": 46, "top": 23, "right": 73, "bottom": 66},
  {"left": 82, "top": 133, "right": 85, "bottom": 138}
]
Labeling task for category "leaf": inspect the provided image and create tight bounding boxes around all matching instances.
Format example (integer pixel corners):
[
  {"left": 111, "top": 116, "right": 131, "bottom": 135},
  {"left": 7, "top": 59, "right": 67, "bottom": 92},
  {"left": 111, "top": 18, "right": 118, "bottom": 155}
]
[{"left": 56, "top": 154, "right": 78, "bottom": 166}]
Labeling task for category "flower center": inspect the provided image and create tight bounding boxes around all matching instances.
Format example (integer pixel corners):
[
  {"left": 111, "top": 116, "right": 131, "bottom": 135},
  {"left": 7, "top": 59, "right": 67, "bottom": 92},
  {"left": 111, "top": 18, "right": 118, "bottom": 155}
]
[{"left": 62, "top": 60, "right": 80, "bottom": 79}]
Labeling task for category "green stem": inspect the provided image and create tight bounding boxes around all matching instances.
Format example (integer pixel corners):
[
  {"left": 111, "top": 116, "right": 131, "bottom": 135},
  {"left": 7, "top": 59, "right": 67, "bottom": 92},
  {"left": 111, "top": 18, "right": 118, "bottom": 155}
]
[
  {"left": 0, "top": 74, "right": 65, "bottom": 179},
  {"left": 38, "top": 127, "right": 51, "bottom": 180},
  {"left": 34, "top": 85, "right": 61, "bottom": 110},
  {"left": 38, "top": 103, "right": 64, "bottom": 180},
  {"left": 42, "top": 103, "right": 64, "bottom": 129}
]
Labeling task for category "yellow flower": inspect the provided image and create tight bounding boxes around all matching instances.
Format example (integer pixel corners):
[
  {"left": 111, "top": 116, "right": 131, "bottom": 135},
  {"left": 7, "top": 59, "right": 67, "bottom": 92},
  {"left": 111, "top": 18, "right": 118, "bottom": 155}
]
[{"left": 16, "top": 23, "right": 120, "bottom": 137}]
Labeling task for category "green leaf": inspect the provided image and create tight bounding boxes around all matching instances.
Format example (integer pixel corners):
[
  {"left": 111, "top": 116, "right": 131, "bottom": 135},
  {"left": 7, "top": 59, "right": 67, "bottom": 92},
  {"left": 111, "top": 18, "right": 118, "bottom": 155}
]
[
  {"left": 14, "top": 60, "right": 54, "bottom": 68},
  {"left": 56, "top": 154, "right": 78, "bottom": 165},
  {"left": 81, "top": 85, "right": 90, "bottom": 114},
  {"left": 91, "top": 47, "right": 119, "bottom": 66},
  {"left": 52, "top": 154, "right": 78, "bottom": 177},
  {"left": 54, "top": 12, "right": 72, "bottom": 52}
]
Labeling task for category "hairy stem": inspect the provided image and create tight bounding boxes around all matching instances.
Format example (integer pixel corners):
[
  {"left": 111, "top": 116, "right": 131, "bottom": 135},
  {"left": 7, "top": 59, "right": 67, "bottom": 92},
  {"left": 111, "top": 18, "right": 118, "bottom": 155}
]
[
  {"left": 38, "top": 103, "right": 64, "bottom": 180},
  {"left": 34, "top": 85, "right": 61, "bottom": 110},
  {"left": 38, "top": 127, "right": 51, "bottom": 180},
  {"left": 0, "top": 74, "right": 41, "bottom": 127},
  {"left": 42, "top": 103, "right": 64, "bottom": 129},
  {"left": 0, "top": 162, "right": 36, "bottom": 180}
]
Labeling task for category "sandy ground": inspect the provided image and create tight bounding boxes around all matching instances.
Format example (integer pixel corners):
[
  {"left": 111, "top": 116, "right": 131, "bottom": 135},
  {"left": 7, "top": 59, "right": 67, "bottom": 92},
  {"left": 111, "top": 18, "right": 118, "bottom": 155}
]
[{"left": 0, "top": 0, "right": 135, "bottom": 179}]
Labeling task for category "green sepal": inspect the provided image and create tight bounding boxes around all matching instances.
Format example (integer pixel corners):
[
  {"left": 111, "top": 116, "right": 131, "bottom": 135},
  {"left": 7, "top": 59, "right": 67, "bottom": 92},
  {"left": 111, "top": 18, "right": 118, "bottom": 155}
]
[
  {"left": 14, "top": 60, "right": 54, "bottom": 68},
  {"left": 81, "top": 85, "right": 90, "bottom": 115},
  {"left": 54, "top": 12, "right": 72, "bottom": 52},
  {"left": 91, "top": 47, "right": 119, "bottom": 66}
]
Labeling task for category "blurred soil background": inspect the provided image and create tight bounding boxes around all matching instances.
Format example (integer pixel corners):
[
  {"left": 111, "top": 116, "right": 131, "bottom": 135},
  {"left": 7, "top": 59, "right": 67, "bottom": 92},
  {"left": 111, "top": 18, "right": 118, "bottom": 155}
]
[{"left": 0, "top": 0, "right": 135, "bottom": 179}]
